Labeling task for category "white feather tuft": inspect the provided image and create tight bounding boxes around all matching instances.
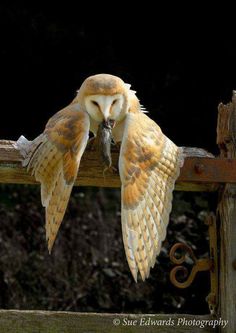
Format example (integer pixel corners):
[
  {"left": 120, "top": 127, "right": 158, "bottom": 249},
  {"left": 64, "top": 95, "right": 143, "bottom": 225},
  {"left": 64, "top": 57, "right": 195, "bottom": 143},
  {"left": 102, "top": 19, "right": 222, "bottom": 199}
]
[{"left": 125, "top": 83, "right": 131, "bottom": 90}]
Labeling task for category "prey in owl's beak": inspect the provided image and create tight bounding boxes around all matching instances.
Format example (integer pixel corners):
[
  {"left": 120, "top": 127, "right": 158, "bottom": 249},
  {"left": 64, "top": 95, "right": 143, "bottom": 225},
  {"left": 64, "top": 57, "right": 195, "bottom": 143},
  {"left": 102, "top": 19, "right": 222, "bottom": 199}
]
[{"left": 98, "top": 119, "right": 116, "bottom": 173}]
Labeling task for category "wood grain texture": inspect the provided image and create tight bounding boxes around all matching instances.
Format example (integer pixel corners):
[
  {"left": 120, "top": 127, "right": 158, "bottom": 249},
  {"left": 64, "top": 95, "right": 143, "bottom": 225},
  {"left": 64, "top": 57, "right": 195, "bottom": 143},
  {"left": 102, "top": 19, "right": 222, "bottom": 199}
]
[
  {"left": 0, "top": 311, "right": 215, "bottom": 333},
  {"left": 217, "top": 95, "right": 236, "bottom": 333},
  {"left": 0, "top": 140, "right": 233, "bottom": 191}
]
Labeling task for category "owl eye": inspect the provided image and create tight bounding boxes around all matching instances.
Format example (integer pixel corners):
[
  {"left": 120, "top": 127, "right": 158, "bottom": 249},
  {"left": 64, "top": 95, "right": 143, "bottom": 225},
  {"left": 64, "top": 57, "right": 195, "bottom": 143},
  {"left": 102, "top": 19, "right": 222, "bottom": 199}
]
[
  {"left": 91, "top": 100, "right": 99, "bottom": 107},
  {"left": 112, "top": 99, "right": 118, "bottom": 106}
]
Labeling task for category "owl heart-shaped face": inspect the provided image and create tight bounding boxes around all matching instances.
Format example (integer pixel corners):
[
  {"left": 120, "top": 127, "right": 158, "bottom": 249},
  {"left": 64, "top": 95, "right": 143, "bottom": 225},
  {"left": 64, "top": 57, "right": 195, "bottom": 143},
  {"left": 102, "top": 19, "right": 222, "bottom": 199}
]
[{"left": 84, "top": 94, "right": 125, "bottom": 123}]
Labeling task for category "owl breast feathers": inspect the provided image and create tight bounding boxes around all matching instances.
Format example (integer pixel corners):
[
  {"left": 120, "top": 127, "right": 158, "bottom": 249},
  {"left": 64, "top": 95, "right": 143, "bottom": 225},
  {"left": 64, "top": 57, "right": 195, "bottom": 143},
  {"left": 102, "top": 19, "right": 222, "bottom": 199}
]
[{"left": 16, "top": 74, "right": 183, "bottom": 281}]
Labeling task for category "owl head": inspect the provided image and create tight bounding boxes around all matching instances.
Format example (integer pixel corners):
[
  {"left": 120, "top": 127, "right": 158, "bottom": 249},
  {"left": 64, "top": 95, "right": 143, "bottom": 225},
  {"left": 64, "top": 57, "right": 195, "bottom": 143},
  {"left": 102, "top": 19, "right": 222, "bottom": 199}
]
[{"left": 76, "top": 74, "right": 134, "bottom": 125}]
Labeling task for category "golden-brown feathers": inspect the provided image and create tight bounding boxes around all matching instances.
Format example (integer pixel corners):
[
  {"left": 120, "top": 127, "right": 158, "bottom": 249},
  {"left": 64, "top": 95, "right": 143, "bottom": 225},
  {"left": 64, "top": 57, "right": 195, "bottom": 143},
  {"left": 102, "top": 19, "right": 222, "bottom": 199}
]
[
  {"left": 17, "top": 74, "right": 183, "bottom": 281},
  {"left": 119, "top": 112, "right": 183, "bottom": 281},
  {"left": 78, "top": 74, "right": 127, "bottom": 97},
  {"left": 18, "top": 106, "right": 90, "bottom": 252}
]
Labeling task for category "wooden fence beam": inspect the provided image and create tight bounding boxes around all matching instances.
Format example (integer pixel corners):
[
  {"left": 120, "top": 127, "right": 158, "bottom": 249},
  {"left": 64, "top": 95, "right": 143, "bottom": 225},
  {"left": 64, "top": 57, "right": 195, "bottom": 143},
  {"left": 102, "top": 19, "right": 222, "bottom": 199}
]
[
  {"left": 0, "top": 140, "right": 235, "bottom": 191},
  {"left": 217, "top": 93, "right": 236, "bottom": 333},
  {"left": 0, "top": 310, "right": 216, "bottom": 333}
]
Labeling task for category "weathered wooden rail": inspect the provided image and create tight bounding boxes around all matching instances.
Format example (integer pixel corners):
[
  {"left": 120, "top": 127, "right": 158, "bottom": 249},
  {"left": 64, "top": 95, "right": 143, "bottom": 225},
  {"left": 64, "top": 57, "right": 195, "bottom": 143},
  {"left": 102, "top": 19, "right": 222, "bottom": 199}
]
[
  {"left": 1, "top": 140, "right": 236, "bottom": 191},
  {"left": 0, "top": 94, "right": 236, "bottom": 332},
  {"left": 0, "top": 311, "right": 216, "bottom": 333}
]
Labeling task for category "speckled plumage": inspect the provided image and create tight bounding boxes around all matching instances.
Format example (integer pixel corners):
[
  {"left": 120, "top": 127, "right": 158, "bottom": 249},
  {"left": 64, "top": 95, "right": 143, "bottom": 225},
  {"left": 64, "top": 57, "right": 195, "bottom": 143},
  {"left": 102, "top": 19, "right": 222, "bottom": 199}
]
[
  {"left": 17, "top": 74, "right": 183, "bottom": 281},
  {"left": 119, "top": 112, "right": 183, "bottom": 280}
]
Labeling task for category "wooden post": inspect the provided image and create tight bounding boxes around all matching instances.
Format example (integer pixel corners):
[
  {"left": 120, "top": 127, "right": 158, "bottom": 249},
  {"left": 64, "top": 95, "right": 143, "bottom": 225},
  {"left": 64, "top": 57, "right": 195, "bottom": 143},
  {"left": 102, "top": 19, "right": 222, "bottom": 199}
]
[{"left": 217, "top": 92, "right": 236, "bottom": 332}]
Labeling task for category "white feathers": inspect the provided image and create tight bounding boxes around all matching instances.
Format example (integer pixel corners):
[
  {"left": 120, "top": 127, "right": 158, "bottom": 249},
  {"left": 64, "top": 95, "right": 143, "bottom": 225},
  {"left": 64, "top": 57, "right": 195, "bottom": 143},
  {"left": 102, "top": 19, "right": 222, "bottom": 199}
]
[
  {"left": 125, "top": 83, "right": 131, "bottom": 89},
  {"left": 84, "top": 94, "right": 125, "bottom": 122},
  {"left": 140, "top": 106, "right": 148, "bottom": 113}
]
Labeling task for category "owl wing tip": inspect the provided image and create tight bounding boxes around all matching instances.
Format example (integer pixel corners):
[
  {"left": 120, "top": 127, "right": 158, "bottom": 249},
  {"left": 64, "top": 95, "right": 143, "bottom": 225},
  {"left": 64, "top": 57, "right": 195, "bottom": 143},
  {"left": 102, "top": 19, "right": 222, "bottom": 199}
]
[
  {"left": 131, "top": 270, "right": 138, "bottom": 283},
  {"left": 47, "top": 239, "right": 54, "bottom": 255}
]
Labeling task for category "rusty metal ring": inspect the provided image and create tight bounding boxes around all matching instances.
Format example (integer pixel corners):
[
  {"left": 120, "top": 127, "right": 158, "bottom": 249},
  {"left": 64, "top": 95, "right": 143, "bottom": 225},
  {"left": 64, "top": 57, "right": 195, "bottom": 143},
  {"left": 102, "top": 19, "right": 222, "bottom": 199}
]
[
  {"left": 169, "top": 242, "right": 197, "bottom": 265},
  {"left": 170, "top": 265, "right": 190, "bottom": 288}
]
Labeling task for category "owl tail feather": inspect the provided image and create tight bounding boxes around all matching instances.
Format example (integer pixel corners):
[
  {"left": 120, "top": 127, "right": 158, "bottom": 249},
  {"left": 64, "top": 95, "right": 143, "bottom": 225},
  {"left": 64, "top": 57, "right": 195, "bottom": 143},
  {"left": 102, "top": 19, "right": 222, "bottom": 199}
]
[{"left": 15, "top": 134, "right": 45, "bottom": 167}]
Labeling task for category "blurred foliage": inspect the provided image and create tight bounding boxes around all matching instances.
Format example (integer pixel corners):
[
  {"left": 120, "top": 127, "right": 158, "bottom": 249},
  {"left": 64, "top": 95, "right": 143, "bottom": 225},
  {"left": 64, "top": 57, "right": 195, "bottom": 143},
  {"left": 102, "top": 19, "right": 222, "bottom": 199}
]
[{"left": 0, "top": 184, "right": 216, "bottom": 314}]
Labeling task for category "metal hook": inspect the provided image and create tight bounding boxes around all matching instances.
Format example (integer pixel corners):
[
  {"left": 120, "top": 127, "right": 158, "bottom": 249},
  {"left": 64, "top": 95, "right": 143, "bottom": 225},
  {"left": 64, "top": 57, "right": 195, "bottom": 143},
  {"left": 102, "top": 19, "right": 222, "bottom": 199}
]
[
  {"left": 169, "top": 214, "right": 218, "bottom": 314},
  {"left": 169, "top": 242, "right": 212, "bottom": 288}
]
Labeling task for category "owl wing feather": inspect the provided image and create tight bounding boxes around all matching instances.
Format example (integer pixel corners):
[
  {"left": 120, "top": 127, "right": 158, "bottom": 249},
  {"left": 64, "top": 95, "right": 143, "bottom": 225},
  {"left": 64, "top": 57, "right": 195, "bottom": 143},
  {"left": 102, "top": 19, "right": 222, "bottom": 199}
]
[
  {"left": 119, "top": 111, "right": 183, "bottom": 281},
  {"left": 17, "top": 105, "right": 90, "bottom": 252}
]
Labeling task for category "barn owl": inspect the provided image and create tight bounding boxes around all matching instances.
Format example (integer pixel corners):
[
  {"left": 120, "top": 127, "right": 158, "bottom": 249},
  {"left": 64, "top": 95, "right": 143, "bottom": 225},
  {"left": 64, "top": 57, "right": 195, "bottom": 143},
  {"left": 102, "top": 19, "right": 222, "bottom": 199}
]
[{"left": 16, "top": 74, "right": 183, "bottom": 281}]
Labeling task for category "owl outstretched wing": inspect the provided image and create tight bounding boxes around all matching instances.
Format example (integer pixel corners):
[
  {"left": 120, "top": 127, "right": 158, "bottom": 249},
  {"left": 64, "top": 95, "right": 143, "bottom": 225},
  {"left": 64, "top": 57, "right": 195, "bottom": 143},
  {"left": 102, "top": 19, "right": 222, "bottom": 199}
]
[
  {"left": 119, "top": 111, "right": 183, "bottom": 281},
  {"left": 17, "top": 104, "right": 90, "bottom": 252}
]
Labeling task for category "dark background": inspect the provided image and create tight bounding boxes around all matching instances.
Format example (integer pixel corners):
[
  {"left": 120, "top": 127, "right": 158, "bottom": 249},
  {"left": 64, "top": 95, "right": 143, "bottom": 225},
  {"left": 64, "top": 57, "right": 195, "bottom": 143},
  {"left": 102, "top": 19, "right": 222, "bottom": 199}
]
[
  {"left": 0, "top": 2, "right": 233, "bottom": 314},
  {"left": 1, "top": 3, "right": 235, "bottom": 153}
]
